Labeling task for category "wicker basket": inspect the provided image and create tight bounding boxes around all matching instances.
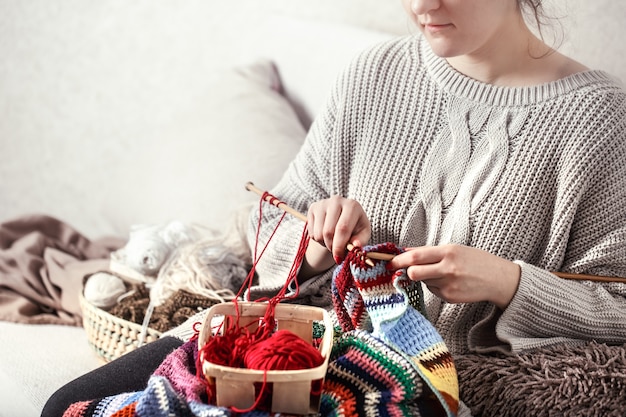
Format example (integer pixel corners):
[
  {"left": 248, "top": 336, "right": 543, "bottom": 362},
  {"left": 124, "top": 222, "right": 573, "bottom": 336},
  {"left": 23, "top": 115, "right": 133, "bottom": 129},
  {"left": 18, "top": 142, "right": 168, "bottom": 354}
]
[
  {"left": 79, "top": 293, "right": 162, "bottom": 362},
  {"left": 198, "top": 302, "right": 333, "bottom": 415}
]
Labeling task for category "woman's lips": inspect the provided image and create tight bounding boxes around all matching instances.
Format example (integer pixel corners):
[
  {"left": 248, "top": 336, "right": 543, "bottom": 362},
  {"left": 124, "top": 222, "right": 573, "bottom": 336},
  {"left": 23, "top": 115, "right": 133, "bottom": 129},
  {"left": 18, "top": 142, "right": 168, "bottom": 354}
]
[{"left": 423, "top": 23, "right": 453, "bottom": 33}]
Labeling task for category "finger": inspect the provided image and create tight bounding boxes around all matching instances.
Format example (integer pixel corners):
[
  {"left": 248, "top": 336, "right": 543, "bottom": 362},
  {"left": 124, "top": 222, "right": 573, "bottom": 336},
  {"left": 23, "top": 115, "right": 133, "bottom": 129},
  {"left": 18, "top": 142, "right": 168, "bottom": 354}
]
[
  {"left": 405, "top": 264, "right": 445, "bottom": 282},
  {"left": 331, "top": 209, "right": 359, "bottom": 262},
  {"left": 320, "top": 203, "right": 344, "bottom": 254},
  {"left": 350, "top": 216, "right": 371, "bottom": 248},
  {"left": 306, "top": 207, "right": 316, "bottom": 239},
  {"left": 308, "top": 207, "right": 327, "bottom": 247},
  {"left": 388, "top": 246, "right": 444, "bottom": 270},
  {"left": 350, "top": 231, "right": 369, "bottom": 249}
]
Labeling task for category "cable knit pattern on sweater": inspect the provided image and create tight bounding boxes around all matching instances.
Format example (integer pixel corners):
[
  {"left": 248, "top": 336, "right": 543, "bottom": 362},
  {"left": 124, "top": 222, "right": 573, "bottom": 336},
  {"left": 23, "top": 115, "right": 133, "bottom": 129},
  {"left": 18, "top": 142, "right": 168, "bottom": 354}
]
[{"left": 249, "top": 34, "right": 626, "bottom": 355}]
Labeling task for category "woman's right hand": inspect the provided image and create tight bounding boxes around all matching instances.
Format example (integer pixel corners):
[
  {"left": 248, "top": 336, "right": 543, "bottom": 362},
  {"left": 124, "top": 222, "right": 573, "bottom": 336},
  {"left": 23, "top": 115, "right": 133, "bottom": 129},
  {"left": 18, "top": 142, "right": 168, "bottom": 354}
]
[{"left": 306, "top": 196, "right": 371, "bottom": 264}]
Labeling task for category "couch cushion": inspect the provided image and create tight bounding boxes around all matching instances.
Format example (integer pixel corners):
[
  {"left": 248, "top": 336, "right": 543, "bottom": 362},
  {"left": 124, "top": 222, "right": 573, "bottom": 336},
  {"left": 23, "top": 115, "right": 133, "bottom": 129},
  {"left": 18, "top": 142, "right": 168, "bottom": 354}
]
[
  {"left": 0, "top": 321, "right": 103, "bottom": 415},
  {"left": 99, "top": 60, "right": 308, "bottom": 236}
]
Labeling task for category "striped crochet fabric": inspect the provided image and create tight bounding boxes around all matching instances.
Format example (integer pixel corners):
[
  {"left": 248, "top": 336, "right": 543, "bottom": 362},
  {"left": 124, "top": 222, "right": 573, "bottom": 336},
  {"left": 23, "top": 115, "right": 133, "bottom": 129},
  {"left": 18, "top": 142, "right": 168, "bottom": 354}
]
[
  {"left": 63, "top": 243, "right": 458, "bottom": 417},
  {"left": 61, "top": 340, "right": 220, "bottom": 417},
  {"left": 329, "top": 243, "right": 459, "bottom": 416}
]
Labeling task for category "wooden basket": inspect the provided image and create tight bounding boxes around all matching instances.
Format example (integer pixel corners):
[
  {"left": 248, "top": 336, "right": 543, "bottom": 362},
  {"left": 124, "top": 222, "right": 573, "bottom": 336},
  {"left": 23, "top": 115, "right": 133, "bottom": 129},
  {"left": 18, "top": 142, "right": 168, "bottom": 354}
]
[
  {"left": 198, "top": 302, "right": 333, "bottom": 415},
  {"left": 79, "top": 293, "right": 161, "bottom": 362}
]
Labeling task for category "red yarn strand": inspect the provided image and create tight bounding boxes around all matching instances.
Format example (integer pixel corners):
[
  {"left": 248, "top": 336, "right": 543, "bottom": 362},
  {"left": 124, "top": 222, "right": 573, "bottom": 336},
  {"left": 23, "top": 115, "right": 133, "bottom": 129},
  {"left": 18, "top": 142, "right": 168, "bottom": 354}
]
[{"left": 198, "top": 190, "right": 320, "bottom": 412}]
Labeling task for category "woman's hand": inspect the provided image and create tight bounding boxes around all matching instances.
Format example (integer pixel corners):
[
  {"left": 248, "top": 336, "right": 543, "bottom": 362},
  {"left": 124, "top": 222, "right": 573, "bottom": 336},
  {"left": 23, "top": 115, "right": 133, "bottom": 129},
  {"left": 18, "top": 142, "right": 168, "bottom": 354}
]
[
  {"left": 387, "top": 244, "right": 521, "bottom": 309},
  {"left": 306, "top": 196, "right": 371, "bottom": 264}
]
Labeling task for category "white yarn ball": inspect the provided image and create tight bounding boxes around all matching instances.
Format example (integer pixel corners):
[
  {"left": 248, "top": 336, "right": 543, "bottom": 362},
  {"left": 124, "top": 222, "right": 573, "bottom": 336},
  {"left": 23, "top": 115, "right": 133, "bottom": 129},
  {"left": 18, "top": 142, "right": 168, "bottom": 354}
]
[
  {"left": 124, "top": 235, "right": 171, "bottom": 276},
  {"left": 160, "top": 220, "right": 203, "bottom": 247},
  {"left": 83, "top": 272, "right": 127, "bottom": 309}
]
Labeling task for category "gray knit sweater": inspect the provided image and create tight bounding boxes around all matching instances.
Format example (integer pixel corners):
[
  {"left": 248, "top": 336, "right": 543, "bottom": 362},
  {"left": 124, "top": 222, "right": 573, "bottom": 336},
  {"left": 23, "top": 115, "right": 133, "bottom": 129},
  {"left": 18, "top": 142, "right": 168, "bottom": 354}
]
[{"left": 249, "top": 34, "right": 626, "bottom": 355}]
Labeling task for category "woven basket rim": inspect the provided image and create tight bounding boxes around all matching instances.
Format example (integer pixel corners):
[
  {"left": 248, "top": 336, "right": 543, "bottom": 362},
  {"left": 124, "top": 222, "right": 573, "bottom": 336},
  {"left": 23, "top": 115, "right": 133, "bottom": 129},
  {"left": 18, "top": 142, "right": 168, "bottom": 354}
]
[
  {"left": 79, "top": 293, "right": 162, "bottom": 335},
  {"left": 79, "top": 292, "right": 162, "bottom": 362}
]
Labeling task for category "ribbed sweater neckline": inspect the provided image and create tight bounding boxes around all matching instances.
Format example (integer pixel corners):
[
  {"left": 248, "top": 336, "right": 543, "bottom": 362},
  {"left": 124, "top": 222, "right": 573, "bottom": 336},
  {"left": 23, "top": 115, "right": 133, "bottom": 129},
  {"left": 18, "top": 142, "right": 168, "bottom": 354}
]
[{"left": 415, "top": 35, "right": 614, "bottom": 107}]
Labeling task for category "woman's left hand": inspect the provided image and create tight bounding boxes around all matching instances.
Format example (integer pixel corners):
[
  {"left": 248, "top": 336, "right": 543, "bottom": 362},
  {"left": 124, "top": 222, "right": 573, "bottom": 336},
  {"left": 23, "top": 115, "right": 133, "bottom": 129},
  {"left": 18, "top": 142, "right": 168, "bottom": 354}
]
[{"left": 386, "top": 244, "right": 521, "bottom": 309}]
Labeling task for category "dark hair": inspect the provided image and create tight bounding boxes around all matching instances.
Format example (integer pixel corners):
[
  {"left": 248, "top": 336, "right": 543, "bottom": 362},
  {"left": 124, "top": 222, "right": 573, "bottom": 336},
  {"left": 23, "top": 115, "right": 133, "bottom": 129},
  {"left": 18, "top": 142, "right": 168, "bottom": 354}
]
[
  {"left": 519, "top": 0, "right": 544, "bottom": 29},
  {"left": 518, "top": 0, "right": 563, "bottom": 48},
  {"left": 517, "top": 0, "right": 562, "bottom": 43}
]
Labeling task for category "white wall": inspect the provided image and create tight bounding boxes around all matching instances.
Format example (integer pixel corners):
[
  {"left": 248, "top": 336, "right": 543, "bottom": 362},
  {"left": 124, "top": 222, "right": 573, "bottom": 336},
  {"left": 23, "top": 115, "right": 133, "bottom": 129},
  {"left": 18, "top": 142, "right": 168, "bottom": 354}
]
[
  {"left": 1, "top": 0, "right": 624, "bottom": 238},
  {"left": 555, "top": 0, "right": 626, "bottom": 81},
  {"left": 263, "top": 0, "right": 626, "bottom": 82}
]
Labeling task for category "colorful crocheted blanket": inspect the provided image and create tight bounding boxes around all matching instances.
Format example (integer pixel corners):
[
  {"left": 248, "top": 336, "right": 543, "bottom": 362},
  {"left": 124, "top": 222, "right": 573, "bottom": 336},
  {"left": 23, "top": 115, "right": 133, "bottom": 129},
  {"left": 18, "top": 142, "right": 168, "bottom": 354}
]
[
  {"left": 328, "top": 243, "right": 458, "bottom": 416},
  {"left": 63, "top": 243, "right": 458, "bottom": 417}
]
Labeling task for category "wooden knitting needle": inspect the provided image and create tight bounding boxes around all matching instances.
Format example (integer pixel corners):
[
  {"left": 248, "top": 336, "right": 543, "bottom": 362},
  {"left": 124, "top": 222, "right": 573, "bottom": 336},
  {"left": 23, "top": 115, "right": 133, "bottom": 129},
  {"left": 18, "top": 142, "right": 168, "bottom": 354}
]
[
  {"left": 245, "top": 182, "right": 378, "bottom": 265},
  {"left": 246, "top": 182, "right": 307, "bottom": 222},
  {"left": 350, "top": 249, "right": 626, "bottom": 283},
  {"left": 245, "top": 182, "right": 625, "bottom": 284},
  {"left": 551, "top": 272, "right": 625, "bottom": 283}
]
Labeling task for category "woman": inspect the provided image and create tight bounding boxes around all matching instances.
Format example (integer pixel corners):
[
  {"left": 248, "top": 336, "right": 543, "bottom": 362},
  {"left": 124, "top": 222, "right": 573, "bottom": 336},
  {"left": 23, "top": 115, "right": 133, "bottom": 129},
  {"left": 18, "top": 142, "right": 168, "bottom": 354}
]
[
  {"left": 42, "top": 0, "right": 626, "bottom": 415},
  {"left": 251, "top": 0, "right": 626, "bottom": 355}
]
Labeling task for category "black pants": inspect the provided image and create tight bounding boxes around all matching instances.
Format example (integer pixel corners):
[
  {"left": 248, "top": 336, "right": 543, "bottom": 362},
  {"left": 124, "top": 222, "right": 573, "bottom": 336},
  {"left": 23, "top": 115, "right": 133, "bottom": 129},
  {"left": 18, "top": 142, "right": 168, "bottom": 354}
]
[{"left": 40, "top": 336, "right": 184, "bottom": 417}]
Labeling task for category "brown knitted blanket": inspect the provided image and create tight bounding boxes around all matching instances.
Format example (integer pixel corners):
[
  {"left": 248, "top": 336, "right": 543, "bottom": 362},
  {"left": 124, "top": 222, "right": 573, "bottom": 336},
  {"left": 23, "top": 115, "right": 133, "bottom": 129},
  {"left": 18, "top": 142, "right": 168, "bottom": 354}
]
[
  {"left": 108, "top": 284, "right": 221, "bottom": 332},
  {"left": 456, "top": 341, "right": 626, "bottom": 417}
]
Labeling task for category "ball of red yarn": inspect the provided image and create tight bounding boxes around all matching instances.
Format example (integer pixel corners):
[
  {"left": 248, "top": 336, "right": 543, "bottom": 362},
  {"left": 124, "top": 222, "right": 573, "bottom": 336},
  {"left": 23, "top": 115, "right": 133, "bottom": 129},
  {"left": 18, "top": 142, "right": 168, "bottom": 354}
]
[
  {"left": 202, "top": 331, "right": 253, "bottom": 369},
  {"left": 244, "top": 329, "right": 324, "bottom": 371}
]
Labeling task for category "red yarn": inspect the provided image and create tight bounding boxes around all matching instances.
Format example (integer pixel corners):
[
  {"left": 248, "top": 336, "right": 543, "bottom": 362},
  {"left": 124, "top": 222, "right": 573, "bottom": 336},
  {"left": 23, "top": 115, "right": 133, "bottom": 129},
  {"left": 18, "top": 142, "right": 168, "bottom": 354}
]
[
  {"left": 201, "top": 329, "right": 253, "bottom": 368},
  {"left": 198, "top": 190, "right": 320, "bottom": 412},
  {"left": 244, "top": 329, "right": 324, "bottom": 371}
]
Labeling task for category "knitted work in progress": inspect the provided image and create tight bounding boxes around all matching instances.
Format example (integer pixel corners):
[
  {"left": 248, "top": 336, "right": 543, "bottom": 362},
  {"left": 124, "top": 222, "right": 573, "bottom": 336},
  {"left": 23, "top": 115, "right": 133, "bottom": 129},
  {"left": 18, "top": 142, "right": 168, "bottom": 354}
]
[
  {"left": 328, "top": 243, "right": 458, "bottom": 416},
  {"left": 62, "top": 244, "right": 458, "bottom": 417},
  {"left": 63, "top": 335, "right": 455, "bottom": 417}
]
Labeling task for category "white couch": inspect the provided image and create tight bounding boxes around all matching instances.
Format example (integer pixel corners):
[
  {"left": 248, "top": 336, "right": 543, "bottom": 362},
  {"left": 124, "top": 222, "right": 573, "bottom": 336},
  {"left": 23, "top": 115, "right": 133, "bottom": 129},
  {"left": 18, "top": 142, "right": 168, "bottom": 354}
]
[{"left": 0, "top": 1, "right": 624, "bottom": 415}]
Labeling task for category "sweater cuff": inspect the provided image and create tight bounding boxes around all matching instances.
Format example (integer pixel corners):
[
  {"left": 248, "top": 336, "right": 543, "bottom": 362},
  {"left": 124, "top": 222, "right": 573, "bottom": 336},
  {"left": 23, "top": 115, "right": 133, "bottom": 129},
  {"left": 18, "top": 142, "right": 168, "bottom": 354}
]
[
  {"left": 493, "top": 261, "right": 589, "bottom": 352},
  {"left": 468, "top": 261, "right": 581, "bottom": 353}
]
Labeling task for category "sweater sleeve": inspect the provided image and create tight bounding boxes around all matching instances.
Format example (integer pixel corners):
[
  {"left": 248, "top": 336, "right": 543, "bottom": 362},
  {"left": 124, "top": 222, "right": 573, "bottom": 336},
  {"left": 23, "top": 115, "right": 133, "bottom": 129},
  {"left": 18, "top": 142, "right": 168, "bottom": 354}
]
[
  {"left": 495, "top": 261, "right": 626, "bottom": 351},
  {"left": 473, "top": 88, "right": 626, "bottom": 352}
]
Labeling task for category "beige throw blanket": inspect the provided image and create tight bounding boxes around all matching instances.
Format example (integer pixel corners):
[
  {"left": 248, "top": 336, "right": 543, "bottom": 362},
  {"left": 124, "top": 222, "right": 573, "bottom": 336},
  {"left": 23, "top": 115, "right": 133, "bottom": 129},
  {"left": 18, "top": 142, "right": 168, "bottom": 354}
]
[{"left": 0, "top": 214, "right": 124, "bottom": 325}]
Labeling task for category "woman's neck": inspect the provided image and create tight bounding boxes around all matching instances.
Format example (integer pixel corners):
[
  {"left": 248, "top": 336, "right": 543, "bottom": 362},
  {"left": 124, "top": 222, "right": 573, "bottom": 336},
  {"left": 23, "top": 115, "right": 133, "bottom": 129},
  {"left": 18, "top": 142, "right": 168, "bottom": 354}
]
[{"left": 446, "top": 25, "right": 587, "bottom": 87}]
